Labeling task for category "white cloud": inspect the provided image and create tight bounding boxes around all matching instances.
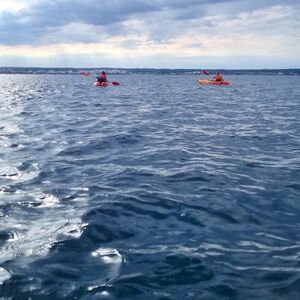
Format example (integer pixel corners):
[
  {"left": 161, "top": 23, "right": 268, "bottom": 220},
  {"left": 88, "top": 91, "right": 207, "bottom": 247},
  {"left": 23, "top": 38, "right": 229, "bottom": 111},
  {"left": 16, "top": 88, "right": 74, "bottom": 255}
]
[
  {"left": 0, "top": 1, "right": 24, "bottom": 12},
  {"left": 203, "top": 5, "right": 295, "bottom": 32}
]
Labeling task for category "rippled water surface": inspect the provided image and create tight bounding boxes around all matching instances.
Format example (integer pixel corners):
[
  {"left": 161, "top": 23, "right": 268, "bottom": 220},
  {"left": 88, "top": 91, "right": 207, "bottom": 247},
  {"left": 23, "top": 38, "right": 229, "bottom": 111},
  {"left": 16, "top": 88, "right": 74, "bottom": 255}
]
[{"left": 0, "top": 74, "right": 300, "bottom": 299}]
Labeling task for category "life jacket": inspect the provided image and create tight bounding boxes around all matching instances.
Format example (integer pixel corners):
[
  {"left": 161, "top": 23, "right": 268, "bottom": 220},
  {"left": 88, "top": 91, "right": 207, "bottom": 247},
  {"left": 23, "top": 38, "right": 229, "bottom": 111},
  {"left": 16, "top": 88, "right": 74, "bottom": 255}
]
[
  {"left": 215, "top": 74, "right": 223, "bottom": 81},
  {"left": 100, "top": 73, "right": 107, "bottom": 80}
]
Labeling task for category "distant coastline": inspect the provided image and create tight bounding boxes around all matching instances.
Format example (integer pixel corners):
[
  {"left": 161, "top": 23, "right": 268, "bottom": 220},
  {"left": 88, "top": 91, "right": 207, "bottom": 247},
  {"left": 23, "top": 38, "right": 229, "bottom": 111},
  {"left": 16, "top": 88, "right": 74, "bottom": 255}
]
[{"left": 0, "top": 67, "right": 299, "bottom": 75}]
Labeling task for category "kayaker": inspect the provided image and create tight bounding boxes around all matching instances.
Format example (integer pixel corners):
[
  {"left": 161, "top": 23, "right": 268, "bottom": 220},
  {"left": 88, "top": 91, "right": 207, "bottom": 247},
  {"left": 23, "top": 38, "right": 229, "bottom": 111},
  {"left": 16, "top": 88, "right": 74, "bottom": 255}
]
[
  {"left": 97, "top": 71, "right": 108, "bottom": 83},
  {"left": 212, "top": 71, "right": 224, "bottom": 82}
]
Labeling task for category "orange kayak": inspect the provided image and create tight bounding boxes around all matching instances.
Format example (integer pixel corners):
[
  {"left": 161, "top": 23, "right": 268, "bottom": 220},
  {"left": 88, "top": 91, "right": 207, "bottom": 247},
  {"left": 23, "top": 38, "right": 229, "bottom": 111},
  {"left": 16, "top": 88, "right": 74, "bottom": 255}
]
[{"left": 198, "top": 79, "right": 231, "bottom": 85}]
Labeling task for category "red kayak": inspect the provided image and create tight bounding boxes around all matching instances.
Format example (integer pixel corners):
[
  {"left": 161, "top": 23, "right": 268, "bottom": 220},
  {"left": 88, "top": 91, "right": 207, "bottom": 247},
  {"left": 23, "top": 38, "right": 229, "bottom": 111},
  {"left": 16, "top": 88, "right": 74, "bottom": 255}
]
[
  {"left": 94, "top": 81, "right": 120, "bottom": 87},
  {"left": 198, "top": 79, "right": 231, "bottom": 85},
  {"left": 94, "top": 82, "right": 109, "bottom": 87}
]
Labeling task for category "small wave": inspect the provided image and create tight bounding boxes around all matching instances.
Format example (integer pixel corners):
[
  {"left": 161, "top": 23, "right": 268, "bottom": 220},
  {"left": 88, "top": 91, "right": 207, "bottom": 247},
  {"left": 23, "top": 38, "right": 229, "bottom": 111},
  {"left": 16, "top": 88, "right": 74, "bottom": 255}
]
[
  {"left": 219, "top": 262, "right": 300, "bottom": 272},
  {"left": 0, "top": 186, "right": 17, "bottom": 193},
  {"left": 91, "top": 248, "right": 123, "bottom": 281},
  {"left": 0, "top": 166, "right": 21, "bottom": 179},
  {"left": 0, "top": 164, "right": 39, "bottom": 182},
  {"left": 35, "top": 194, "right": 60, "bottom": 208},
  {"left": 0, "top": 267, "right": 10, "bottom": 285}
]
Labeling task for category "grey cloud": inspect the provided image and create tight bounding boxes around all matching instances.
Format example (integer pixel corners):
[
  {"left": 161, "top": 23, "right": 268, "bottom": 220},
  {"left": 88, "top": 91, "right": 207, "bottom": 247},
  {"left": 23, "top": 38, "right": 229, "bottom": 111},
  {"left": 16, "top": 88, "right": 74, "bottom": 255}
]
[
  {"left": 0, "top": 0, "right": 299, "bottom": 46},
  {"left": 0, "top": 1, "right": 146, "bottom": 45},
  {"left": 0, "top": 0, "right": 238, "bottom": 45}
]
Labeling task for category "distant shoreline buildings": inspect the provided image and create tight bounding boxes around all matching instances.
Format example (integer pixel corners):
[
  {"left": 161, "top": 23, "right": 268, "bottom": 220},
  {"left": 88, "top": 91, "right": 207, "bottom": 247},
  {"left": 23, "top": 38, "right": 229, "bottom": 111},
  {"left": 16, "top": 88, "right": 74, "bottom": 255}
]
[{"left": 0, "top": 67, "right": 299, "bottom": 75}]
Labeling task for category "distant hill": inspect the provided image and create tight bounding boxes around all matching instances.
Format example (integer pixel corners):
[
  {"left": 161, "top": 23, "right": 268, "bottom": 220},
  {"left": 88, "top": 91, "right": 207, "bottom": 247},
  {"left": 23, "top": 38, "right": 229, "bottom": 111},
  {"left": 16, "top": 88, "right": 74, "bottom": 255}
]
[{"left": 0, "top": 67, "right": 299, "bottom": 75}]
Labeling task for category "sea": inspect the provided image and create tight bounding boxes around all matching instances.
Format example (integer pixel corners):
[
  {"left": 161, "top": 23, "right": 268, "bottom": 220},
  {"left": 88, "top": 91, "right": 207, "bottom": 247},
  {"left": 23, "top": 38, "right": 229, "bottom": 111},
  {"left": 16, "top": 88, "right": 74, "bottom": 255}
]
[{"left": 0, "top": 74, "right": 300, "bottom": 300}]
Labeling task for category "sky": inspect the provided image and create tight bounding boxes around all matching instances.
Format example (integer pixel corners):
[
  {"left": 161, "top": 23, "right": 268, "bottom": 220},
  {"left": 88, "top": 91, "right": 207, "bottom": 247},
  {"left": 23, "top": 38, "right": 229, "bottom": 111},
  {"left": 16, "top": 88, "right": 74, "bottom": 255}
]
[{"left": 0, "top": 0, "right": 299, "bottom": 68}]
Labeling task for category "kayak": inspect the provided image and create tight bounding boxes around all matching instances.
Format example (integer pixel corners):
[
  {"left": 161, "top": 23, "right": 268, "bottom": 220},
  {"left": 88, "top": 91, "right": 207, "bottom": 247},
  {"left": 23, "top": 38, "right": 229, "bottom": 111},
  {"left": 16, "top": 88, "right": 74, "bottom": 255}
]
[
  {"left": 94, "top": 82, "right": 109, "bottom": 87},
  {"left": 94, "top": 81, "right": 120, "bottom": 87},
  {"left": 198, "top": 79, "right": 231, "bottom": 85}
]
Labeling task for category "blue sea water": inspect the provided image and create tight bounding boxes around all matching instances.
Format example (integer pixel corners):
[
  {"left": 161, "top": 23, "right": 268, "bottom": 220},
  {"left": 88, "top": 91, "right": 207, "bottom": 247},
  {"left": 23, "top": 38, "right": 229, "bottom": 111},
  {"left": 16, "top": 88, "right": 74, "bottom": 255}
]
[{"left": 0, "top": 73, "right": 300, "bottom": 299}]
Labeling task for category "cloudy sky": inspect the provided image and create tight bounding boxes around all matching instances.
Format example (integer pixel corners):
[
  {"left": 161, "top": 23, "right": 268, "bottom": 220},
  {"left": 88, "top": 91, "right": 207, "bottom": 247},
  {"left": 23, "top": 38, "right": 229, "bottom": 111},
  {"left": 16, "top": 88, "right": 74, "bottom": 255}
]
[{"left": 0, "top": 0, "right": 299, "bottom": 68}]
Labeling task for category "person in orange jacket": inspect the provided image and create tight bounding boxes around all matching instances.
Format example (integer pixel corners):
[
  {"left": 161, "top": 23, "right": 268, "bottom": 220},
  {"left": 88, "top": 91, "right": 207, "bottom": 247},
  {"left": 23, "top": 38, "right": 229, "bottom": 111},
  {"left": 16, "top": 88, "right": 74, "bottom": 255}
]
[{"left": 212, "top": 71, "right": 225, "bottom": 82}]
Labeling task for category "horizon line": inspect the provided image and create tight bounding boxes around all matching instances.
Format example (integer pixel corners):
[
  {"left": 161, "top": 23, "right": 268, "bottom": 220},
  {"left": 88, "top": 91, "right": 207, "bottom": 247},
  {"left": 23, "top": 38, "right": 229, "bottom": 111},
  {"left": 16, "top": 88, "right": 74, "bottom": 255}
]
[{"left": 1, "top": 66, "right": 300, "bottom": 70}]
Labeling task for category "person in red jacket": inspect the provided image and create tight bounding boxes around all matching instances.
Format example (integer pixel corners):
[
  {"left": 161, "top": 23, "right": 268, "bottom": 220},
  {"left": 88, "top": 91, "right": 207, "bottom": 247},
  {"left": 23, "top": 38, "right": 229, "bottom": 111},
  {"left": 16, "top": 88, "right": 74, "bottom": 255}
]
[{"left": 97, "top": 71, "right": 108, "bottom": 83}]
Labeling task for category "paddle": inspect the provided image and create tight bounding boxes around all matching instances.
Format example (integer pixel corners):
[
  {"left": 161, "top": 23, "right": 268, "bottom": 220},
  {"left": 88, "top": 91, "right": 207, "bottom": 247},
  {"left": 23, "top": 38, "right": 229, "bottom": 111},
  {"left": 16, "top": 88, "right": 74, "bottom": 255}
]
[
  {"left": 80, "top": 70, "right": 120, "bottom": 85},
  {"left": 202, "top": 70, "right": 210, "bottom": 75}
]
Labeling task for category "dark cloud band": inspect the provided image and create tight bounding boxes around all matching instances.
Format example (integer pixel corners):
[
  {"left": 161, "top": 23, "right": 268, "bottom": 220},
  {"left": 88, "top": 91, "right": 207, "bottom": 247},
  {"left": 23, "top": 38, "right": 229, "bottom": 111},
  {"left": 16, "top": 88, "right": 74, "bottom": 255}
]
[{"left": 0, "top": 0, "right": 299, "bottom": 45}]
